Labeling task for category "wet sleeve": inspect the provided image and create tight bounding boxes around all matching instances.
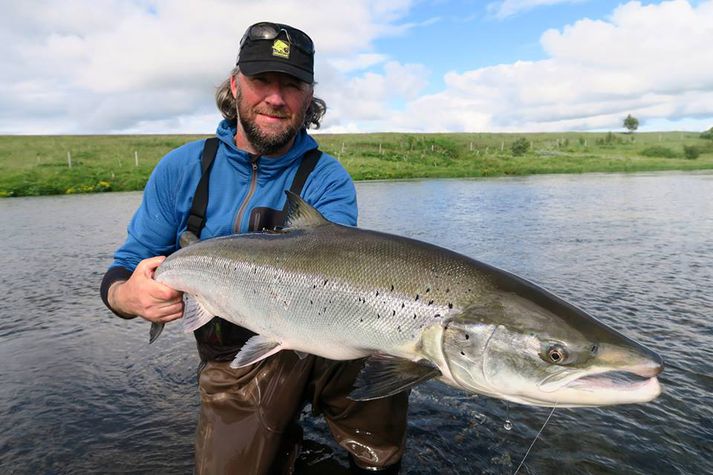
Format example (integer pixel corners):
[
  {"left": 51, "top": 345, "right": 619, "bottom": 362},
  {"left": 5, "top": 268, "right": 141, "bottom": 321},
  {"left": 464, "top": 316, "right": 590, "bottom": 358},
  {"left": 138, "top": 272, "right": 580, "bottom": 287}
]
[{"left": 99, "top": 266, "right": 133, "bottom": 318}]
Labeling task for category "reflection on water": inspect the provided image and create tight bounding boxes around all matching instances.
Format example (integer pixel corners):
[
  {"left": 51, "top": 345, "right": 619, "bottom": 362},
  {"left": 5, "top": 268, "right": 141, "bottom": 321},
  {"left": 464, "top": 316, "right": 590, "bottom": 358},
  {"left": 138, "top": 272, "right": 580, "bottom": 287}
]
[{"left": 1, "top": 172, "right": 711, "bottom": 474}]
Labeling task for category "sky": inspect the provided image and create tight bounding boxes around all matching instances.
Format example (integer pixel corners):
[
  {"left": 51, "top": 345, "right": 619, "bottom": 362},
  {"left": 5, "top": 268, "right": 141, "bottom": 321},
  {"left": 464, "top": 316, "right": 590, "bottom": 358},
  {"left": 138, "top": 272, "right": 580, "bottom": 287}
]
[{"left": 1, "top": 0, "right": 712, "bottom": 135}]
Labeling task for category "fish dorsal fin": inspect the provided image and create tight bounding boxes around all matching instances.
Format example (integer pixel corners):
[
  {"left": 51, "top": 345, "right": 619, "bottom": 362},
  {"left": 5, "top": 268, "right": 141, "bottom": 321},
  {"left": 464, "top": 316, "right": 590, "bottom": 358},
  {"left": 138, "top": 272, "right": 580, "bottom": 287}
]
[
  {"left": 348, "top": 354, "right": 441, "bottom": 401},
  {"left": 230, "top": 335, "right": 284, "bottom": 368},
  {"left": 284, "top": 191, "right": 329, "bottom": 229},
  {"left": 181, "top": 295, "right": 216, "bottom": 333}
]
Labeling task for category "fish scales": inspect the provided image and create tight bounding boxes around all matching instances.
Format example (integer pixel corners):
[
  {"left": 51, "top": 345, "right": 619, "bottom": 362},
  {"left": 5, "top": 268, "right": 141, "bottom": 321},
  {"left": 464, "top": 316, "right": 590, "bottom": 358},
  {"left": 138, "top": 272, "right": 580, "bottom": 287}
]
[{"left": 157, "top": 224, "right": 480, "bottom": 358}]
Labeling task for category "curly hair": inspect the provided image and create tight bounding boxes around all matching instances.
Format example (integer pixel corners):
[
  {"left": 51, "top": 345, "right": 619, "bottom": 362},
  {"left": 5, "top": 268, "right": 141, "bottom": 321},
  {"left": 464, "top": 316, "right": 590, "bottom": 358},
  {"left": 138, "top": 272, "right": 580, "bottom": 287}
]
[{"left": 215, "top": 67, "right": 326, "bottom": 129}]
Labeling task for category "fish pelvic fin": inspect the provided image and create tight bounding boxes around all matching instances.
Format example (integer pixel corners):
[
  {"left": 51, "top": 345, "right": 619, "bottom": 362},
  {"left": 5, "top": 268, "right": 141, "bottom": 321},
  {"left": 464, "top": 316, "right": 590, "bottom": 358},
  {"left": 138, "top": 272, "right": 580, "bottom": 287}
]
[
  {"left": 181, "top": 295, "right": 216, "bottom": 333},
  {"left": 284, "top": 191, "right": 329, "bottom": 229},
  {"left": 230, "top": 335, "right": 284, "bottom": 368},
  {"left": 149, "top": 322, "right": 164, "bottom": 344},
  {"left": 349, "top": 354, "right": 441, "bottom": 401}
]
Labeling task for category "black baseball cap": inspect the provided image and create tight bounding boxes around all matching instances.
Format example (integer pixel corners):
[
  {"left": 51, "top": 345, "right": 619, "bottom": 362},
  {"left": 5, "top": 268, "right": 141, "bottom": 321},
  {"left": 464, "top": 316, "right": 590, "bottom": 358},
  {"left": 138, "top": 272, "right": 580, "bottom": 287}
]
[{"left": 237, "top": 22, "right": 315, "bottom": 84}]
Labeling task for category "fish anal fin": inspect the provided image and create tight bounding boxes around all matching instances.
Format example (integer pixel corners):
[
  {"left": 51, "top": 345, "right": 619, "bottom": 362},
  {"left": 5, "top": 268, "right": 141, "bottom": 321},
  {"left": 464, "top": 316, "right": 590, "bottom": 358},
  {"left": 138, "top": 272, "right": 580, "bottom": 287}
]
[
  {"left": 181, "top": 294, "right": 216, "bottom": 333},
  {"left": 230, "top": 335, "right": 284, "bottom": 368},
  {"left": 348, "top": 354, "right": 441, "bottom": 401},
  {"left": 284, "top": 191, "right": 329, "bottom": 229}
]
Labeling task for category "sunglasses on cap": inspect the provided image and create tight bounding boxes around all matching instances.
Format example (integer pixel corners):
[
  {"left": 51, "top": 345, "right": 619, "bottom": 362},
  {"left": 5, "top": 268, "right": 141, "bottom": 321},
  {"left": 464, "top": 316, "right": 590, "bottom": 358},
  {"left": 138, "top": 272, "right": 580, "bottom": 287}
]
[{"left": 240, "top": 22, "right": 315, "bottom": 55}]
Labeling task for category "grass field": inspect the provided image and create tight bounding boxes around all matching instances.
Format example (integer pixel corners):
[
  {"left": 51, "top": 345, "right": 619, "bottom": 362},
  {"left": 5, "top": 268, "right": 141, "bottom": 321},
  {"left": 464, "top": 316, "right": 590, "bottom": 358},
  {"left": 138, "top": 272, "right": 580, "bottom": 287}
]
[{"left": 1, "top": 131, "right": 712, "bottom": 197}]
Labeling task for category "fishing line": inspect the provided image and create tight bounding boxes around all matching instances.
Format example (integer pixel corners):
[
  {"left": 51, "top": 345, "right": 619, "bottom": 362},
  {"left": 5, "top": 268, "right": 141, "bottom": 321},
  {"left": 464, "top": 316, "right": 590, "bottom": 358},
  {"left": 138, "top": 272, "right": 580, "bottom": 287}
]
[{"left": 513, "top": 401, "right": 558, "bottom": 475}]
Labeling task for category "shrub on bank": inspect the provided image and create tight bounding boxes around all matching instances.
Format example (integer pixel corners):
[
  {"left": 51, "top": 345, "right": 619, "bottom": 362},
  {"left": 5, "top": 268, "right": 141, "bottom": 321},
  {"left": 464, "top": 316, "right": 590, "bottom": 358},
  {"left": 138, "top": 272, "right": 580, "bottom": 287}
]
[
  {"left": 640, "top": 146, "right": 678, "bottom": 158},
  {"left": 683, "top": 145, "right": 700, "bottom": 160},
  {"left": 511, "top": 138, "right": 530, "bottom": 156}
]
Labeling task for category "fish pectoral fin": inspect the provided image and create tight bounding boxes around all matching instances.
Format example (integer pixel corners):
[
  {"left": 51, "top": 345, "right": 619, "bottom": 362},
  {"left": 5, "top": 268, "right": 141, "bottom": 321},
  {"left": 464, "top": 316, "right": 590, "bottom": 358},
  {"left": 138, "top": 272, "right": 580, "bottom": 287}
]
[
  {"left": 294, "top": 350, "right": 309, "bottom": 360},
  {"left": 181, "top": 295, "right": 216, "bottom": 333},
  {"left": 348, "top": 354, "right": 441, "bottom": 401},
  {"left": 230, "top": 335, "right": 283, "bottom": 368},
  {"left": 149, "top": 322, "right": 165, "bottom": 344}
]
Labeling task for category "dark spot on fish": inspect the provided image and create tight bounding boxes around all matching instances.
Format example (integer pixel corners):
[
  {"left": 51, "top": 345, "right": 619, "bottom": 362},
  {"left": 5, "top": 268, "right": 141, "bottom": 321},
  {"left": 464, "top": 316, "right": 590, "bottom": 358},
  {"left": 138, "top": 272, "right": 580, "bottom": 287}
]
[
  {"left": 434, "top": 314, "right": 441, "bottom": 319},
  {"left": 401, "top": 303, "right": 405, "bottom": 309},
  {"left": 390, "top": 285, "right": 394, "bottom": 292},
  {"left": 376, "top": 291, "right": 379, "bottom": 297},
  {"left": 392, "top": 310, "right": 396, "bottom": 316},
  {"left": 360, "top": 318, "right": 364, "bottom": 322},
  {"left": 465, "top": 334, "right": 470, "bottom": 340},
  {"left": 310, "top": 300, "right": 313, "bottom": 305},
  {"left": 377, "top": 314, "right": 381, "bottom": 319},
  {"left": 313, "top": 284, "right": 317, "bottom": 289},
  {"left": 415, "top": 294, "right": 419, "bottom": 301},
  {"left": 324, "top": 280, "right": 328, "bottom": 286},
  {"left": 283, "top": 300, "right": 287, "bottom": 306},
  {"left": 460, "top": 351, "right": 465, "bottom": 356},
  {"left": 446, "top": 288, "right": 450, "bottom": 293},
  {"left": 448, "top": 303, "right": 453, "bottom": 309},
  {"left": 428, "top": 300, "right": 434, "bottom": 305},
  {"left": 397, "top": 326, "right": 401, "bottom": 332},
  {"left": 426, "top": 287, "right": 430, "bottom": 293}
]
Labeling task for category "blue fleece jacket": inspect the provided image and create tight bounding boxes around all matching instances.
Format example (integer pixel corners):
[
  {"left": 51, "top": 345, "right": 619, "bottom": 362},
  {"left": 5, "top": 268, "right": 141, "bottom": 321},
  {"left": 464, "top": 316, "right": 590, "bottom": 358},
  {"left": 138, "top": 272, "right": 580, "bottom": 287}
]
[{"left": 110, "top": 119, "right": 357, "bottom": 272}]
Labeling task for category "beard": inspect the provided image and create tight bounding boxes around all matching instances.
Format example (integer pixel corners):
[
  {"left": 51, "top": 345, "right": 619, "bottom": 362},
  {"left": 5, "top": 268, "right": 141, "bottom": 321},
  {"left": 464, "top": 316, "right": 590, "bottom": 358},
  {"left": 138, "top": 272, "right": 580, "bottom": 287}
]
[{"left": 236, "top": 91, "right": 307, "bottom": 156}]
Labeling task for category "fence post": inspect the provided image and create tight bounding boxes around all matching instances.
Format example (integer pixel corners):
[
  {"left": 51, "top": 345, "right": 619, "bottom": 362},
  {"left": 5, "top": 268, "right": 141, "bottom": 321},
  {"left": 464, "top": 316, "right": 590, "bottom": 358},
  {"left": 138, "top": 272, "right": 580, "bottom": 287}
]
[
  {"left": 134, "top": 151, "right": 139, "bottom": 167},
  {"left": 67, "top": 151, "right": 72, "bottom": 168}
]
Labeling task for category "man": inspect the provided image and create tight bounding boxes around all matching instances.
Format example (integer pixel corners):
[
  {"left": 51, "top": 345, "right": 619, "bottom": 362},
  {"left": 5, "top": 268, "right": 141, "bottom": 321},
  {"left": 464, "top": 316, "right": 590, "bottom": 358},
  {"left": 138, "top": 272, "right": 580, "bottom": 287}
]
[{"left": 100, "top": 22, "right": 408, "bottom": 474}]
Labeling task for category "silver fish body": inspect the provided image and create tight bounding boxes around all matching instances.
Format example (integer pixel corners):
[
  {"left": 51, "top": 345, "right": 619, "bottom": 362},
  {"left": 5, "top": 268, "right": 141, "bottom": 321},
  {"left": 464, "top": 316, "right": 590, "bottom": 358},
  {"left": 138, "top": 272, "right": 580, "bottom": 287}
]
[{"left": 154, "top": 192, "right": 663, "bottom": 407}]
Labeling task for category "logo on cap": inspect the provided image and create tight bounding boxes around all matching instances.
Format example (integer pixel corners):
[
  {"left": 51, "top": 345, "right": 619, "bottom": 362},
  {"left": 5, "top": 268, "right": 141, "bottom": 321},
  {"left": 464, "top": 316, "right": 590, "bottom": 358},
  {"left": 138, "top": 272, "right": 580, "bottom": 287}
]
[{"left": 272, "top": 39, "right": 290, "bottom": 59}]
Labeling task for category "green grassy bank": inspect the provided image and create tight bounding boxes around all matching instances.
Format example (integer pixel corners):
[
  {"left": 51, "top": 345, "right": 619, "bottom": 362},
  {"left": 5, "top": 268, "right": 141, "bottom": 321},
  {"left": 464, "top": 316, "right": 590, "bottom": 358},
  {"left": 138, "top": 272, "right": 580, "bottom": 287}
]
[{"left": 1, "top": 131, "right": 712, "bottom": 197}]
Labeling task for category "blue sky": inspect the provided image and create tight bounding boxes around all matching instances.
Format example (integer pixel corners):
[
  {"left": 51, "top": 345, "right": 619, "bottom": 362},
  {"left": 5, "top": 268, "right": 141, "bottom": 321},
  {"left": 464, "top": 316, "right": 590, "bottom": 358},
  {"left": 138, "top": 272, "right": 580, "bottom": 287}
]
[{"left": 1, "top": 0, "right": 712, "bottom": 134}]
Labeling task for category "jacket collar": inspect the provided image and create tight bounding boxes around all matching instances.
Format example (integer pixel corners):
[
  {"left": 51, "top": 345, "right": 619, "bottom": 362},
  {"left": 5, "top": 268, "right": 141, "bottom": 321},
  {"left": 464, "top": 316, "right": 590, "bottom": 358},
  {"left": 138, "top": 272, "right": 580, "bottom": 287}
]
[{"left": 215, "top": 119, "right": 317, "bottom": 177}]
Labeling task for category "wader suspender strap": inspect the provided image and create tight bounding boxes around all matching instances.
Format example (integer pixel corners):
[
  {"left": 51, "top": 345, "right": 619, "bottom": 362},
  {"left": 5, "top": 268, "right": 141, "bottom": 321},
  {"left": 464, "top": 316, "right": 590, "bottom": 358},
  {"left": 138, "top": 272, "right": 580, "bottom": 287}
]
[
  {"left": 186, "top": 138, "right": 322, "bottom": 238},
  {"left": 186, "top": 137, "right": 220, "bottom": 238}
]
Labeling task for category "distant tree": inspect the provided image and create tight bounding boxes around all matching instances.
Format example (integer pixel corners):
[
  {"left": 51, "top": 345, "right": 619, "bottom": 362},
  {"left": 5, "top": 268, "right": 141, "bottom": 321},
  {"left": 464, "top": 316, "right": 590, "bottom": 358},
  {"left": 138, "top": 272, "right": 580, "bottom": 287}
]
[
  {"left": 623, "top": 114, "right": 639, "bottom": 133},
  {"left": 700, "top": 126, "right": 713, "bottom": 140}
]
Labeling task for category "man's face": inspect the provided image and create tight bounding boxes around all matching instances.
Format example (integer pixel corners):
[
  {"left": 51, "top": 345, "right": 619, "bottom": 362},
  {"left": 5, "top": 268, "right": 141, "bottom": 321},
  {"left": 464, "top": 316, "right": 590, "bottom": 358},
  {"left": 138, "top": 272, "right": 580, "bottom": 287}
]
[{"left": 231, "top": 72, "right": 313, "bottom": 156}]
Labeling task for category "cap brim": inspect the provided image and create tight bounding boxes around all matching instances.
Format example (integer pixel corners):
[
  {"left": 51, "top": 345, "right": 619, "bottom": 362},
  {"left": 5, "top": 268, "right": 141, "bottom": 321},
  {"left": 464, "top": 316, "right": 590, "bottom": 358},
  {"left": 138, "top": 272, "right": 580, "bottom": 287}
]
[{"left": 240, "top": 60, "right": 313, "bottom": 84}]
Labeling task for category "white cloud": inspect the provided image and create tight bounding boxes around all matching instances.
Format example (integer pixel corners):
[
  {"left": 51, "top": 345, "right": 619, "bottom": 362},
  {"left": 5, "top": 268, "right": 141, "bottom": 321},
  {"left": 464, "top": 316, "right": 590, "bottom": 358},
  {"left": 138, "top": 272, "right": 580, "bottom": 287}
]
[
  {"left": 487, "top": 0, "right": 585, "bottom": 19},
  {"left": 381, "top": 0, "right": 713, "bottom": 132},
  {"left": 2, "top": 0, "right": 712, "bottom": 134},
  {"left": 0, "top": 0, "right": 417, "bottom": 134}
]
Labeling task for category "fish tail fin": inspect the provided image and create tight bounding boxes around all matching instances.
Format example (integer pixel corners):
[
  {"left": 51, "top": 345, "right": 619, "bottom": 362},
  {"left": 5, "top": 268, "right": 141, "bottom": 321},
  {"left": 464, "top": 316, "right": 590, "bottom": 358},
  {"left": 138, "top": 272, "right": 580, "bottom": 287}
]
[{"left": 149, "top": 322, "right": 164, "bottom": 344}]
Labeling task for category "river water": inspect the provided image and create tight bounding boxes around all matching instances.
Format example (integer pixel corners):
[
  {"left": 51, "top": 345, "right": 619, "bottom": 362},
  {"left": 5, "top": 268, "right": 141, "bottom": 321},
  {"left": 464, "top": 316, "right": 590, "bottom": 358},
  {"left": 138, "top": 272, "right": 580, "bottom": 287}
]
[{"left": 1, "top": 172, "right": 711, "bottom": 474}]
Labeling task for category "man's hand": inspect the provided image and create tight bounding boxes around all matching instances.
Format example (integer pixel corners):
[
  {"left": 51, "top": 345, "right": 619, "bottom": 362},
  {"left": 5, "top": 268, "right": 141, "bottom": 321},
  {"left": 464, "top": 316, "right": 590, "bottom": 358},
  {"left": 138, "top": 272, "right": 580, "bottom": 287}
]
[{"left": 108, "top": 256, "right": 184, "bottom": 323}]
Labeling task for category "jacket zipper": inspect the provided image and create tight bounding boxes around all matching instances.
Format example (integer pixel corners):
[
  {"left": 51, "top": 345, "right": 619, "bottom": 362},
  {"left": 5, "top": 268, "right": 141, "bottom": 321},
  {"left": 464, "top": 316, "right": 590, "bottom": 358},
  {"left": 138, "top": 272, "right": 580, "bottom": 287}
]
[{"left": 233, "top": 155, "right": 260, "bottom": 233}]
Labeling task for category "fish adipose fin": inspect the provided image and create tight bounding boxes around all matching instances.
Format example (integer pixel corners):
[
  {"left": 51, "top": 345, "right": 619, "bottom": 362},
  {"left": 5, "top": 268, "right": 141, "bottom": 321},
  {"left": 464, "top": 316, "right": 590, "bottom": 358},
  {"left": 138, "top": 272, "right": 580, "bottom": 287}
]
[
  {"left": 284, "top": 191, "right": 329, "bottom": 229},
  {"left": 149, "top": 322, "right": 164, "bottom": 344},
  {"left": 181, "top": 294, "right": 216, "bottom": 333},
  {"left": 230, "top": 335, "right": 284, "bottom": 368},
  {"left": 349, "top": 354, "right": 441, "bottom": 401}
]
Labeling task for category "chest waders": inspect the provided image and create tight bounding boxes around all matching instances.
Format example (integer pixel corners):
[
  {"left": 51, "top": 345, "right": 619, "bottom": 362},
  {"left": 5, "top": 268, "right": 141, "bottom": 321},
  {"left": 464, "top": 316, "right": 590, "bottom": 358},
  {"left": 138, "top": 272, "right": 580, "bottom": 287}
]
[{"left": 184, "top": 137, "right": 322, "bottom": 364}]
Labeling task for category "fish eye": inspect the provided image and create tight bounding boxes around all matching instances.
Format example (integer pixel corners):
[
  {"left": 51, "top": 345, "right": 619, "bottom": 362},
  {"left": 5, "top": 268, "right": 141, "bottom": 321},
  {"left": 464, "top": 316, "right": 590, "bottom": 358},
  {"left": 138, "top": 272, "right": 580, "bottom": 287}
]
[{"left": 546, "top": 345, "right": 567, "bottom": 364}]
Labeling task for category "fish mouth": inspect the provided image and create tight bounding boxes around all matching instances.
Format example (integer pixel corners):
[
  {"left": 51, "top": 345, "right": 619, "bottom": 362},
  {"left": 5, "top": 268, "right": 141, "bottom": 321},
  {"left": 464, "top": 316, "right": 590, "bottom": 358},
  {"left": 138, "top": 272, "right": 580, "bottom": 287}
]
[
  {"left": 565, "top": 370, "right": 659, "bottom": 392},
  {"left": 536, "top": 357, "right": 663, "bottom": 407}
]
